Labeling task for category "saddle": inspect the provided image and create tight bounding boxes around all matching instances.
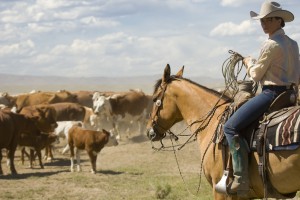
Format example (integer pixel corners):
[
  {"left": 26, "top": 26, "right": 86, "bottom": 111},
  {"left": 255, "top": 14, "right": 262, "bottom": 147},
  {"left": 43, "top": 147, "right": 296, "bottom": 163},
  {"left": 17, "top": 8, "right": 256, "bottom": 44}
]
[{"left": 215, "top": 88, "right": 298, "bottom": 199}]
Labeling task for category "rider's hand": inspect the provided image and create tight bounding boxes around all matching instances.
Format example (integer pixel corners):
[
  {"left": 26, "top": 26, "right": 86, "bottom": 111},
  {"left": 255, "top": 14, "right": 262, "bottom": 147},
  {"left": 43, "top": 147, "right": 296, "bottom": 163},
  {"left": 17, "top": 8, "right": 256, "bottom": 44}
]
[{"left": 243, "top": 56, "right": 256, "bottom": 69}]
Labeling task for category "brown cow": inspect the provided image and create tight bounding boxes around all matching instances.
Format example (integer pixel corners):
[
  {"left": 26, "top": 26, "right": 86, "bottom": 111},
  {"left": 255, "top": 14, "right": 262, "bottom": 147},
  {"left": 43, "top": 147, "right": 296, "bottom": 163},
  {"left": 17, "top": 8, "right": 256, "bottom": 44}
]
[
  {"left": 92, "top": 89, "right": 153, "bottom": 139},
  {"left": 68, "top": 125, "right": 112, "bottom": 174},
  {"left": 49, "top": 102, "right": 98, "bottom": 130},
  {"left": 51, "top": 102, "right": 86, "bottom": 122},
  {"left": 72, "top": 91, "right": 95, "bottom": 108},
  {"left": 19, "top": 132, "right": 58, "bottom": 169},
  {"left": 20, "top": 104, "right": 58, "bottom": 133},
  {"left": 0, "top": 110, "right": 42, "bottom": 175},
  {"left": 15, "top": 90, "right": 77, "bottom": 112}
]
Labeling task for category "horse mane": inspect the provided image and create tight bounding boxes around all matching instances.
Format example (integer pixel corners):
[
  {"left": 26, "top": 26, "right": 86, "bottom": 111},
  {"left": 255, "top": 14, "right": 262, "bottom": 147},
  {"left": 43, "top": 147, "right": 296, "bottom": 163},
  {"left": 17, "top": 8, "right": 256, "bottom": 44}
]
[{"left": 154, "top": 75, "right": 231, "bottom": 101}]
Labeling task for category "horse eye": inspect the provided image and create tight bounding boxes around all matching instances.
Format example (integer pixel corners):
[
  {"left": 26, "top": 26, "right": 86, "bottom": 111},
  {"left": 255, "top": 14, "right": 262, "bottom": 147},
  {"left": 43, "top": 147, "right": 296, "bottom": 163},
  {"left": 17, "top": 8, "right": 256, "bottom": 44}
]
[{"left": 155, "top": 100, "right": 161, "bottom": 107}]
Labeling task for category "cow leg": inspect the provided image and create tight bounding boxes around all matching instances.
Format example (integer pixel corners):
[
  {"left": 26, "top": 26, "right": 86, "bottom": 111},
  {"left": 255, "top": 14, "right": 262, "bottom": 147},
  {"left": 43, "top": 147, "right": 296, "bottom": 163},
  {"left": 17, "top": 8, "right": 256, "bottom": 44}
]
[
  {"left": 35, "top": 149, "right": 44, "bottom": 169},
  {"left": 137, "top": 121, "right": 143, "bottom": 135},
  {"left": 44, "top": 145, "right": 53, "bottom": 162},
  {"left": 21, "top": 148, "right": 31, "bottom": 166},
  {"left": 69, "top": 144, "right": 75, "bottom": 172},
  {"left": 29, "top": 149, "right": 35, "bottom": 168},
  {"left": 76, "top": 148, "right": 81, "bottom": 172},
  {"left": 62, "top": 144, "right": 70, "bottom": 154},
  {"left": 6, "top": 149, "right": 17, "bottom": 175},
  {"left": 0, "top": 151, "right": 3, "bottom": 175},
  {"left": 48, "top": 145, "right": 54, "bottom": 161},
  {"left": 44, "top": 146, "right": 48, "bottom": 160},
  {"left": 21, "top": 148, "right": 26, "bottom": 165},
  {"left": 6, "top": 150, "right": 10, "bottom": 168},
  {"left": 112, "top": 122, "right": 121, "bottom": 141},
  {"left": 87, "top": 151, "right": 97, "bottom": 174}
]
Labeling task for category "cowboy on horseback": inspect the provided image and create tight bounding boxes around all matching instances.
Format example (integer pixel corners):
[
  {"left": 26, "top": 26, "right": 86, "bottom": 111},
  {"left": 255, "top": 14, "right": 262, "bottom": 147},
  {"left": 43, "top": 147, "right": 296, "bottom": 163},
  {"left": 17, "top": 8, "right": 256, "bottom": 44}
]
[{"left": 222, "top": 1, "right": 300, "bottom": 196}]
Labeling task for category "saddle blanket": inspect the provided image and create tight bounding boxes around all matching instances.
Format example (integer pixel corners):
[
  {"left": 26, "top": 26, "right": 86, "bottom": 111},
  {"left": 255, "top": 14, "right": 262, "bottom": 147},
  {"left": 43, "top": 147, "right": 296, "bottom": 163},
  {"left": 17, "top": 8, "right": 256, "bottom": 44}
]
[{"left": 251, "top": 107, "right": 300, "bottom": 151}]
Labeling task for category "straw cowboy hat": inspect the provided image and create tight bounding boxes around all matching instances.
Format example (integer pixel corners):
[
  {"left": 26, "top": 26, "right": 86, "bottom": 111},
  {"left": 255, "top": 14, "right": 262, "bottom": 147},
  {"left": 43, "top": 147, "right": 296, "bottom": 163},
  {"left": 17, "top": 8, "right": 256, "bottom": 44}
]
[{"left": 250, "top": 1, "right": 294, "bottom": 22}]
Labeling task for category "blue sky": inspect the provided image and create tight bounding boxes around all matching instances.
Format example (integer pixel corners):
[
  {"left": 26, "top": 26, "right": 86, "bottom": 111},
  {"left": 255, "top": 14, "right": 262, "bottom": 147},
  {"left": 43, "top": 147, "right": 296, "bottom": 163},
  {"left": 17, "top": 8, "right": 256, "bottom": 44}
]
[{"left": 0, "top": 0, "right": 299, "bottom": 79}]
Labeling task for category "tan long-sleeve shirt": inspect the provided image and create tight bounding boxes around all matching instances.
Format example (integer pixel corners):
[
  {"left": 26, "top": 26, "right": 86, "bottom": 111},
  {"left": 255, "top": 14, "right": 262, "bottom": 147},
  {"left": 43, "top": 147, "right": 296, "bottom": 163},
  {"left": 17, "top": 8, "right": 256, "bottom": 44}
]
[{"left": 247, "top": 29, "right": 300, "bottom": 86}]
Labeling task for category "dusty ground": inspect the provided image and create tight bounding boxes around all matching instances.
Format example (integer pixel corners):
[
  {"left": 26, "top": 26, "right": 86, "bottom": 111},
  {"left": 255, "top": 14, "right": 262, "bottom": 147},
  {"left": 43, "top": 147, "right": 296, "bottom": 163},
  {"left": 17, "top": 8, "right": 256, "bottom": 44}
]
[
  {"left": 0, "top": 126, "right": 213, "bottom": 200},
  {"left": 1, "top": 124, "right": 299, "bottom": 200}
]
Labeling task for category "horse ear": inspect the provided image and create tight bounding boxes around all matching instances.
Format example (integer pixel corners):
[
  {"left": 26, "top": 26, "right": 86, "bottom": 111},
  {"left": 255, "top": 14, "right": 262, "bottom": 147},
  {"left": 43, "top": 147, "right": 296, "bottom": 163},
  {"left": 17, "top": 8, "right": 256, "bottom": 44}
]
[
  {"left": 162, "top": 64, "right": 171, "bottom": 83},
  {"left": 176, "top": 65, "right": 184, "bottom": 77}
]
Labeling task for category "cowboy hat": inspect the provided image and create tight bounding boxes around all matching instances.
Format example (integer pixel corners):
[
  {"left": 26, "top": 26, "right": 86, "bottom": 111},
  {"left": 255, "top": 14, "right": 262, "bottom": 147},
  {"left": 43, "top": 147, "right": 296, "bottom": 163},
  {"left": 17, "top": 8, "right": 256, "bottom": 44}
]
[{"left": 250, "top": 1, "right": 294, "bottom": 22}]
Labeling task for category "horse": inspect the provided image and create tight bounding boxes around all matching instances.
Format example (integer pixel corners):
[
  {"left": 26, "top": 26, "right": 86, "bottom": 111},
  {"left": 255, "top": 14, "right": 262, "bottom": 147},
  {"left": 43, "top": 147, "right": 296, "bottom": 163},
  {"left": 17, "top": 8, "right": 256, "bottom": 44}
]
[{"left": 146, "top": 64, "right": 300, "bottom": 200}]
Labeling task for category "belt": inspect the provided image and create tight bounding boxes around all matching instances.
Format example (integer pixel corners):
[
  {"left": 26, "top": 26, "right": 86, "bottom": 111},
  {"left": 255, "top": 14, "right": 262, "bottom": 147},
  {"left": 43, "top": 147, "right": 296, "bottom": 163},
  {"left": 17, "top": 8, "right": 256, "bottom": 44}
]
[{"left": 262, "top": 85, "right": 292, "bottom": 90}]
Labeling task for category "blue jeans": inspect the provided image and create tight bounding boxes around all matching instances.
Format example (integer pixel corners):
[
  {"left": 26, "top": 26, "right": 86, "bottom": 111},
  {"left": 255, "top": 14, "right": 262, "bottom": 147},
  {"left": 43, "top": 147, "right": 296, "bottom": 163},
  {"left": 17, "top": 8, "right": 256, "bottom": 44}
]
[{"left": 224, "top": 88, "right": 285, "bottom": 145}]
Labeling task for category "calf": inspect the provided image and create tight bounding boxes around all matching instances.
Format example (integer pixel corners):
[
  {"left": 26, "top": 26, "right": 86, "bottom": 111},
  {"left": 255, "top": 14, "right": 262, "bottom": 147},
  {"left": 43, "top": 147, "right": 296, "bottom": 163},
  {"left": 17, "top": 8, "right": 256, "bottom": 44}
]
[
  {"left": 19, "top": 132, "right": 58, "bottom": 168},
  {"left": 68, "top": 125, "right": 117, "bottom": 174}
]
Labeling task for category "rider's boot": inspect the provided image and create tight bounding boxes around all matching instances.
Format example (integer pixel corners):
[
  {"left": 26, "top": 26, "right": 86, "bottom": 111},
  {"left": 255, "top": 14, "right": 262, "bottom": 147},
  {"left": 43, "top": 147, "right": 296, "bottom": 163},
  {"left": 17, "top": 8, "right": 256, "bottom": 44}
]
[{"left": 228, "top": 135, "right": 250, "bottom": 196}]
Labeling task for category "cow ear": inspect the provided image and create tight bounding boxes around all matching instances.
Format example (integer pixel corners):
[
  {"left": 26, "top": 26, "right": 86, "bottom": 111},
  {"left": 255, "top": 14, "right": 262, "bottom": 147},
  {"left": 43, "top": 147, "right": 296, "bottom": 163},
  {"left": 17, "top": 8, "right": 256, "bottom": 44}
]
[
  {"left": 176, "top": 65, "right": 184, "bottom": 78},
  {"left": 162, "top": 64, "right": 171, "bottom": 83}
]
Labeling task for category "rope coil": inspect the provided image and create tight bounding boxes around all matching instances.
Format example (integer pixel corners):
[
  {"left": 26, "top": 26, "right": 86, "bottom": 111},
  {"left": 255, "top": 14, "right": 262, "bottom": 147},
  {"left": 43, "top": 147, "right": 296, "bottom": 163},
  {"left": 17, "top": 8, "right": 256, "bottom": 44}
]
[{"left": 222, "top": 50, "right": 258, "bottom": 98}]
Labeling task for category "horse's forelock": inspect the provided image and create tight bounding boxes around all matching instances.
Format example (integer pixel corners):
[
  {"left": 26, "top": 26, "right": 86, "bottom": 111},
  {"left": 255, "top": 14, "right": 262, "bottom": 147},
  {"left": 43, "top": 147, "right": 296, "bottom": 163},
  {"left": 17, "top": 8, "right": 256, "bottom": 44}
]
[
  {"left": 153, "top": 79, "right": 162, "bottom": 94},
  {"left": 153, "top": 75, "right": 180, "bottom": 94}
]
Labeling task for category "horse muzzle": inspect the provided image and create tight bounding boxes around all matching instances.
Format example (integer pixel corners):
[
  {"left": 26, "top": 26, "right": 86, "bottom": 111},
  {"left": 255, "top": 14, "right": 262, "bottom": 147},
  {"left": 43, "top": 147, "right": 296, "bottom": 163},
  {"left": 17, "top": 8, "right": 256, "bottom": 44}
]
[
  {"left": 147, "top": 126, "right": 166, "bottom": 141},
  {"left": 147, "top": 127, "right": 157, "bottom": 141}
]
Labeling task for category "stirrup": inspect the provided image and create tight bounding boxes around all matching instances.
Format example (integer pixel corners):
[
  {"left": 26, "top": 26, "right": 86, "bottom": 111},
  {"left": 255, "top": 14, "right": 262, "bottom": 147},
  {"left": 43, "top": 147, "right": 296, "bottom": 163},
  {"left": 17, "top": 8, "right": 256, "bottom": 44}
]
[{"left": 215, "top": 170, "right": 229, "bottom": 194}]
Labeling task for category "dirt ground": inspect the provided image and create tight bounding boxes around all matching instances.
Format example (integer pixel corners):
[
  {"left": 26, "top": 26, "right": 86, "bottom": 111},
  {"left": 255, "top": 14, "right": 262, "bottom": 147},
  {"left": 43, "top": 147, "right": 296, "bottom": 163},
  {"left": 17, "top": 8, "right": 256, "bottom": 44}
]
[{"left": 0, "top": 125, "right": 213, "bottom": 200}]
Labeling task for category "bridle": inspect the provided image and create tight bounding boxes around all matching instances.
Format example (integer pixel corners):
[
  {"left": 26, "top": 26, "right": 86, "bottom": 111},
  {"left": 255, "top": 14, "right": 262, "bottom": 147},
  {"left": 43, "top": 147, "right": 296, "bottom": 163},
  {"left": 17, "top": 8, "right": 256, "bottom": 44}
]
[
  {"left": 148, "top": 76, "right": 229, "bottom": 152},
  {"left": 148, "top": 79, "right": 169, "bottom": 143}
]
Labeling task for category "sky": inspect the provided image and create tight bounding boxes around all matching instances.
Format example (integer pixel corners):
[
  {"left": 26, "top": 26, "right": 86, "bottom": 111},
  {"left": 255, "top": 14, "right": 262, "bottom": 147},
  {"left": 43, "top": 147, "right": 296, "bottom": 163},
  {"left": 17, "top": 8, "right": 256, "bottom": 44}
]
[{"left": 0, "top": 0, "right": 299, "bottom": 79}]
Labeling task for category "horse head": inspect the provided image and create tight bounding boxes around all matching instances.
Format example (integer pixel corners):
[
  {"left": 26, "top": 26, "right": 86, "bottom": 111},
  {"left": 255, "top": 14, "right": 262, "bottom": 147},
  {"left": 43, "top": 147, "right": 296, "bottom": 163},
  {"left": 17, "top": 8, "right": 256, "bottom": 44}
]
[{"left": 146, "top": 64, "right": 184, "bottom": 141}]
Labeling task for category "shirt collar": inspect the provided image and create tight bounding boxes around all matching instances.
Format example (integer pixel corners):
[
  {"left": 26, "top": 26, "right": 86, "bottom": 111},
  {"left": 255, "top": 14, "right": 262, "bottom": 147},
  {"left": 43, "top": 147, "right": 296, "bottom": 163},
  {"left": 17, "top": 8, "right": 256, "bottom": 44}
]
[{"left": 269, "top": 29, "right": 285, "bottom": 39}]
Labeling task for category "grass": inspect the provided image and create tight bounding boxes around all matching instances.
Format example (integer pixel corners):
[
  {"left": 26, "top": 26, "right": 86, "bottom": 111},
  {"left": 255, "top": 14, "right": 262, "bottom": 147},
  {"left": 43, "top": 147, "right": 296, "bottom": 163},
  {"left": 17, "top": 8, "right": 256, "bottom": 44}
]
[{"left": 3, "top": 139, "right": 300, "bottom": 200}]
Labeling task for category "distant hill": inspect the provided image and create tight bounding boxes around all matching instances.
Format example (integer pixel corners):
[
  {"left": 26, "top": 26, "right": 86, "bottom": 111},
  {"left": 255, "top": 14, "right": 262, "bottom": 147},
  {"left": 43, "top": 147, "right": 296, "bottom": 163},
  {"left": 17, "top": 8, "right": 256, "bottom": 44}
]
[{"left": 0, "top": 73, "right": 224, "bottom": 95}]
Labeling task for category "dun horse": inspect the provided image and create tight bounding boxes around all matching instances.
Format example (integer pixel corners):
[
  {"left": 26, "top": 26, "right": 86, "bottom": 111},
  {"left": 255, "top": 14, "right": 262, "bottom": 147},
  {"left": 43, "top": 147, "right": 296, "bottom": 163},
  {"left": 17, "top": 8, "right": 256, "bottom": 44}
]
[{"left": 146, "top": 64, "right": 300, "bottom": 200}]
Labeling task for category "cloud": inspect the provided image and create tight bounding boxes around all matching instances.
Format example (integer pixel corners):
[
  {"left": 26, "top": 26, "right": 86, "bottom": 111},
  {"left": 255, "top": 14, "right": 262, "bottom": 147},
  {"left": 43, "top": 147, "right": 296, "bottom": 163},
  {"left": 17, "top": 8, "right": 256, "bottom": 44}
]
[
  {"left": 0, "top": 0, "right": 298, "bottom": 79},
  {"left": 15, "top": 31, "right": 219, "bottom": 77},
  {"left": 80, "top": 16, "right": 119, "bottom": 27},
  {"left": 210, "top": 20, "right": 257, "bottom": 36},
  {"left": 0, "top": 40, "right": 35, "bottom": 56},
  {"left": 220, "top": 0, "right": 261, "bottom": 7}
]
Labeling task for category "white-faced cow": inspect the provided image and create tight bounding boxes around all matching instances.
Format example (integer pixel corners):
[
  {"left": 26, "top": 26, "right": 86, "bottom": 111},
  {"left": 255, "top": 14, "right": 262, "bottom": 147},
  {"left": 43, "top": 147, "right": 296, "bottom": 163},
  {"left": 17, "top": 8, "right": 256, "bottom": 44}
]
[
  {"left": 68, "top": 125, "right": 118, "bottom": 174},
  {"left": 93, "top": 90, "right": 152, "bottom": 139}
]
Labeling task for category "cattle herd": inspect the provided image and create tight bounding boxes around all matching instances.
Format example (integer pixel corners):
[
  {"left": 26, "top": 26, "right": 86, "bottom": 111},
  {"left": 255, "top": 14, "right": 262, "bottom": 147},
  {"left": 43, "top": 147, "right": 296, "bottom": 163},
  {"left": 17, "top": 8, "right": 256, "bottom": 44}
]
[{"left": 0, "top": 89, "right": 153, "bottom": 175}]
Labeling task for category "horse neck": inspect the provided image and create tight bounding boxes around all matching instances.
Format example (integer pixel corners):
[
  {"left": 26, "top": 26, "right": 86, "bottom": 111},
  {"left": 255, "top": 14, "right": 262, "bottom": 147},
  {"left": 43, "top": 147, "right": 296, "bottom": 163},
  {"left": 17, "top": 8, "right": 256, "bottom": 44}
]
[{"left": 171, "top": 80, "right": 229, "bottom": 138}]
